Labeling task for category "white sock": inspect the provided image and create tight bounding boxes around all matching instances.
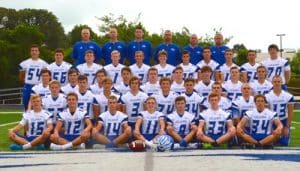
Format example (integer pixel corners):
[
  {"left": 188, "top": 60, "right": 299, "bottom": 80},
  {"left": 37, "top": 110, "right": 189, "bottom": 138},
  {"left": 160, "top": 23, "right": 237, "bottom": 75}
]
[
  {"left": 50, "top": 143, "right": 63, "bottom": 150},
  {"left": 62, "top": 142, "right": 73, "bottom": 150},
  {"left": 145, "top": 140, "right": 153, "bottom": 147},
  {"left": 22, "top": 143, "right": 32, "bottom": 150}
]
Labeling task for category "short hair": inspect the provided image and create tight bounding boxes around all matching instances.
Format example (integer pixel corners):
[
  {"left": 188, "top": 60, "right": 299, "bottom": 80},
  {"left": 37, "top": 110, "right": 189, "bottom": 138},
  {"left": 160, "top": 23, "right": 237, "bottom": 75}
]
[
  {"left": 108, "top": 95, "right": 118, "bottom": 101},
  {"left": 85, "top": 50, "right": 94, "bottom": 55},
  {"left": 230, "top": 66, "right": 240, "bottom": 72},
  {"left": 182, "top": 50, "right": 190, "bottom": 56},
  {"left": 201, "top": 66, "right": 212, "bottom": 73},
  {"left": 135, "top": 25, "right": 143, "bottom": 30},
  {"left": 158, "top": 50, "right": 168, "bottom": 56},
  {"left": 145, "top": 96, "right": 157, "bottom": 103},
  {"left": 254, "top": 94, "right": 267, "bottom": 103},
  {"left": 67, "top": 92, "right": 78, "bottom": 100},
  {"left": 208, "top": 92, "right": 220, "bottom": 100},
  {"left": 41, "top": 69, "right": 51, "bottom": 76},
  {"left": 135, "top": 51, "right": 144, "bottom": 56},
  {"left": 78, "top": 75, "right": 88, "bottom": 81},
  {"left": 96, "top": 69, "right": 107, "bottom": 76},
  {"left": 257, "top": 65, "right": 267, "bottom": 72},
  {"left": 148, "top": 67, "right": 158, "bottom": 75},
  {"left": 111, "top": 50, "right": 120, "bottom": 56},
  {"left": 212, "top": 82, "right": 222, "bottom": 88},
  {"left": 247, "top": 49, "right": 256, "bottom": 55},
  {"left": 30, "top": 94, "right": 41, "bottom": 102},
  {"left": 225, "top": 49, "right": 233, "bottom": 53},
  {"left": 203, "top": 46, "right": 211, "bottom": 51},
  {"left": 175, "top": 96, "right": 186, "bottom": 104},
  {"left": 184, "top": 78, "right": 195, "bottom": 84},
  {"left": 55, "top": 48, "right": 64, "bottom": 54},
  {"left": 173, "top": 66, "right": 183, "bottom": 72},
  {"left": 31, "top": 44, "right": 39, "bottom": 49},
  {"left": 272, "top": 75, "right": 282, "bottom": 81},
  {"left": 268, "top": 44, "right": 279, "bottom": 51},
  {"left": 121, "top": 67, "right": 132, "bottom": 74},
  {"left": 129, "top": 76, "right": 140, "bottom": 85},
  {"left": 68, "top": 68, "right": 79, "bottom": 76},
  {"left": 102, "top": 77, "right": 113, "bottom": 84},
  {"left": 159, "top": 77, "right": 172, "bottom": 85},
  {"left": 49, "top": 80, "right": 61, "bottom": 87}
]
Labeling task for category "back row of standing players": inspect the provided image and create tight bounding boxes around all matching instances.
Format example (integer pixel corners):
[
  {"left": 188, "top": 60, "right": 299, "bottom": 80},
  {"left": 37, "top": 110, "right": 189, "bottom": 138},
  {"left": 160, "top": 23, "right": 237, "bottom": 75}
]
[{"left": 18, "top": 27, "right": 294, "bottom": 148}]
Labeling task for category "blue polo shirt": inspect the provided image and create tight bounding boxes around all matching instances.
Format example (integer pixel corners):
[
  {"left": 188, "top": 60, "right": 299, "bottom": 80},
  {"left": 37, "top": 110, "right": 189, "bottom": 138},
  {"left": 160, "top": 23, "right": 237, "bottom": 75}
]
[
  {"left": 127, "top": 40, "right": 153, "bottom": 65},
  {"left": 72, "top": 40, "right": 102, "bottom": 66},
  {"left": 210, "top": 45, "right": 229, "bottom": 65},
  {"left": 183, "top": 45, "right": 203, "bottom": 65},
  {"left": 155, "top": 43, "right": 181, "bottom": 66},
  {"left": 102, "top": 41, "right": 126, "bottom": 65}
]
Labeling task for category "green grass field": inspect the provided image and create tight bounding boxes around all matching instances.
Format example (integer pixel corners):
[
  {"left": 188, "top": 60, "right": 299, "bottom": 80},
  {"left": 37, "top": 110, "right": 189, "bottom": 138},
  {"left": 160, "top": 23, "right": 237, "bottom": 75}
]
[{"left": 0, "top": 110, "right": 300, "bottom": 151}]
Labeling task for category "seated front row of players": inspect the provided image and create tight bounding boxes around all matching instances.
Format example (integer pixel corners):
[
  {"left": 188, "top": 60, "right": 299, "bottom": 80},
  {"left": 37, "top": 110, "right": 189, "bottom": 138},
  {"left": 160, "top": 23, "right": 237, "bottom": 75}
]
[{"left": 9, "top": 90, "right": 286, "bottom": 150}]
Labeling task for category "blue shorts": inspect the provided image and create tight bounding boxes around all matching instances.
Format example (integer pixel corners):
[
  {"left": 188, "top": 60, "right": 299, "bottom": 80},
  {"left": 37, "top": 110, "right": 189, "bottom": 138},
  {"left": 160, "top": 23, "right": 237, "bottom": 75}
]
[
  {"left": 128, "top": 122, "right": 136, "bottom": 130},
  {"left": 17, "top": 134, "right": 38, "bottom": 142},
  {"left": 143, "top": 134, "right": 157, "bottom": 141},
  {"left": 60, "top": 134, "right": 80, "bottom": 142},
  {"left": 207, "top": 134, "right": 223, "bottom": 141},
  {"left": 250, "top": 133, "right": 269, "bottom": 141},
  {"left": 22, "top": 84, "right": 34, "bottom": 110}
]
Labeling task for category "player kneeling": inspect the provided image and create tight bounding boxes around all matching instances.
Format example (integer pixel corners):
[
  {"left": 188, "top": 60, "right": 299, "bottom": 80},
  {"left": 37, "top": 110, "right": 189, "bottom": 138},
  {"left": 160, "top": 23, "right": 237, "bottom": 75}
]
[
  {"left": 9, "top": 95, "right": 53, "bottom": 150},
  {"left": 166, "top": 96, "right": 198, "bottom": 149},
  {"left": 134, "top": 97, "right": 165, "bottom": 148},
  {"left": 197, "top": 93, "right": 236, "bottom": 148},
  {"left": 50, "top": 93, "right": 92, "bottom": 150},
  {"left": 237, "top": 94, "right": 283, "bottom": 149},
  {"left": 92, "top": 95, "right": 131, "bottom": 148}
]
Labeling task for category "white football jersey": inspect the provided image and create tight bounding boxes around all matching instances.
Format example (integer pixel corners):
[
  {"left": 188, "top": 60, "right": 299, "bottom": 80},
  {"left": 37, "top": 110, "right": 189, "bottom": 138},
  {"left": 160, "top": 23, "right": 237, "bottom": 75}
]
[
  {"left": 152, "top": 91, "right": 178, "bottom": 115},
  {"left": 196, "top": 59, "right": 219, "bottom": 71},
  {"left": 61, "top": 84, "right": 79, "bottom": 95},
  {"left": 138, "top": 111, "right": 165, "bottom": 135},
  {"left": 240, "top": 62, "right": 260, "bottom": 82},
  {"left": 114, "top": 82, "right": 130, "bottom": 95},
  {"left": 244, "top": 108, "right": 277, "bottom": 135},
  {"left": 199, "top": 108, "right": 232, "bottom": 135},
  {"left": 171, "top": 81, "right": 185, "bottom": 94},
  {"left": 104, "top": 63, "right": 125, "bottom": 84},
  {"left": 20, "top": 110, "right": 53, "bottom": 136},
  {"left": 180, "top": 92, "right": 204, "bottom": 117},
  {"left": 141, "top": 82, "right": 160, "bottom": 96},
  {"left": 119, "top": 91, "right": 148, "bottom": 123},
  {"left": 89, "top": 83, "right": 103, "bottom": 95},
  {"left": 215, "top": 63, "right": 239, "bottom": 82},
  {"left": 250, "top": 80, "right": 273, "bottom": 95},
  {"left": 77, "top": 63, "right": 103, "bottom": 85},
  {"left": 154, "top": 64, "right": 175, "bottom": 79},
  {"left": 179, "top": 63, "right": 198, "bottom": 79},
  {"left": 57, "top": 108, "right": 89, "bottom": 135},
  {"left": 31, "top": 83, "right": 50, "bottom": 97},
  {"left": 265, "top": 90, "right": 294, "bottom": 120},
  {"left": 99, "top": 111, "right": 128, "bottom": 136},
  {"left": 261, "top": 57, "right": 290, "bottom": 84},
  {"left": 42, "top": 93, "right": 67, "bottom": 123},
  {"left": 194, "top": 80, "right": 215, "bottom": 97},
  {"left": 166, "top": 111, "right": 196, "bottom": 136},
  {"left": 76, "top": 90, "right": 95, "bottom": 119},
  {"left": 93, "top": 92, "right": 120, "bottom": 114},
  {"left": 223, "top": 80, "right": 243, "bottom": 101},
  {"left": 201, "top": 96, "right": 232, "bottom": 111},
  {"left": 130, "top": 63, "right": 150, "bottom": 84},
  {"left": 47, "top": 61, "right": 72, "bottom": 86},
  {"left": 19, "top": 58, "right": 49, "bottom": 85},
  {"left": 231, "top": 96, "right": 255, "bottom": 118}
]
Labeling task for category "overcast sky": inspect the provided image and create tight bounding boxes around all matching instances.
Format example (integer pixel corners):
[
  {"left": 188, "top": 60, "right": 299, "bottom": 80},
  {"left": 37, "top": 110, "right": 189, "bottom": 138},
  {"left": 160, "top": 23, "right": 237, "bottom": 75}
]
[{"left": 1, "top": 0, "right": 299, "bottom": 51}]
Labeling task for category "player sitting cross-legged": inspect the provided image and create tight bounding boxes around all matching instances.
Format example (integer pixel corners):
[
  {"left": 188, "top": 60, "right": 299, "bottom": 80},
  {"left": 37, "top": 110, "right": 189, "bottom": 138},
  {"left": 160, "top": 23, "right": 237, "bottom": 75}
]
[
  {"left": 134, "top": 97, "right": 165, "bottom": 148},
  {"left": 9, "top": 94, "right": 53, "bottom": 150},
  {"left": 92, "top": 95, "right": 131, "bottom": 148},
  {"left": 50, "top": 93, "right": 93, "bottom": 150}
]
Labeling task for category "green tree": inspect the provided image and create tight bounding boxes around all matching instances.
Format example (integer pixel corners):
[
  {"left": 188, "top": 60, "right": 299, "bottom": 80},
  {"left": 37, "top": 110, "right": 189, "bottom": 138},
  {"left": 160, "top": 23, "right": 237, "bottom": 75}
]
[
  {"left": 290, "top": 50, "right": 300, "bottom": 74},
  {"left": 233, "top": 44, "right": 248, "bottom": 66}
]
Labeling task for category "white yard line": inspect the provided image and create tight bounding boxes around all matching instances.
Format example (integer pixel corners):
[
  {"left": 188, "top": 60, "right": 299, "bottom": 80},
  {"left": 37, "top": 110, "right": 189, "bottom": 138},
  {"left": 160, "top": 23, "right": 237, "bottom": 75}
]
[
  {"left": 0, "top": 121, "right": 19, "bottom": 127},
  {"left": 0, "top": 112, "right": 22, "bottom": 114}
]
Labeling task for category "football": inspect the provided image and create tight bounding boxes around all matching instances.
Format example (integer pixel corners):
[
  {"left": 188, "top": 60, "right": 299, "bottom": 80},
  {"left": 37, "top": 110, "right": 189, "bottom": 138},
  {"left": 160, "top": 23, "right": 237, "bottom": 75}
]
[{"left": 128, "top": 140, "right": 146, "bottom": 152}]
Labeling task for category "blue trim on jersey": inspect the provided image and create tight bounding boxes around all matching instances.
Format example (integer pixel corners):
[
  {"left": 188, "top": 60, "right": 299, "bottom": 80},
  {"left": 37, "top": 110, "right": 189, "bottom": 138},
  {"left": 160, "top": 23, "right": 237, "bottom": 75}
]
[
  {"left": 166, "top": 117, "right": 173, "bottom": 125},
  {"left": 118, "top": 96, "right": 125, "bottom": 104},
  {"left": 284, "top": 61, "right": 289, "bottom": 67},
  {"left": 155, "top": 43, "right": 181, "bottom": 66}
]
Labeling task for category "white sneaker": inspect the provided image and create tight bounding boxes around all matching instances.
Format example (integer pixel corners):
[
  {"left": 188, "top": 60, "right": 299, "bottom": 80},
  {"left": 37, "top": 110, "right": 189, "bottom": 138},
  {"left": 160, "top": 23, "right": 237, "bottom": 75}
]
[
  {"left": 75, "top": 143, "right": 85, "bottom": 150},
  {"left": 172, "top": 143, "right": 181, "bottom": 150},
  {"left": 187, "top": 143, "right": 199, "bottom": 149}
]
